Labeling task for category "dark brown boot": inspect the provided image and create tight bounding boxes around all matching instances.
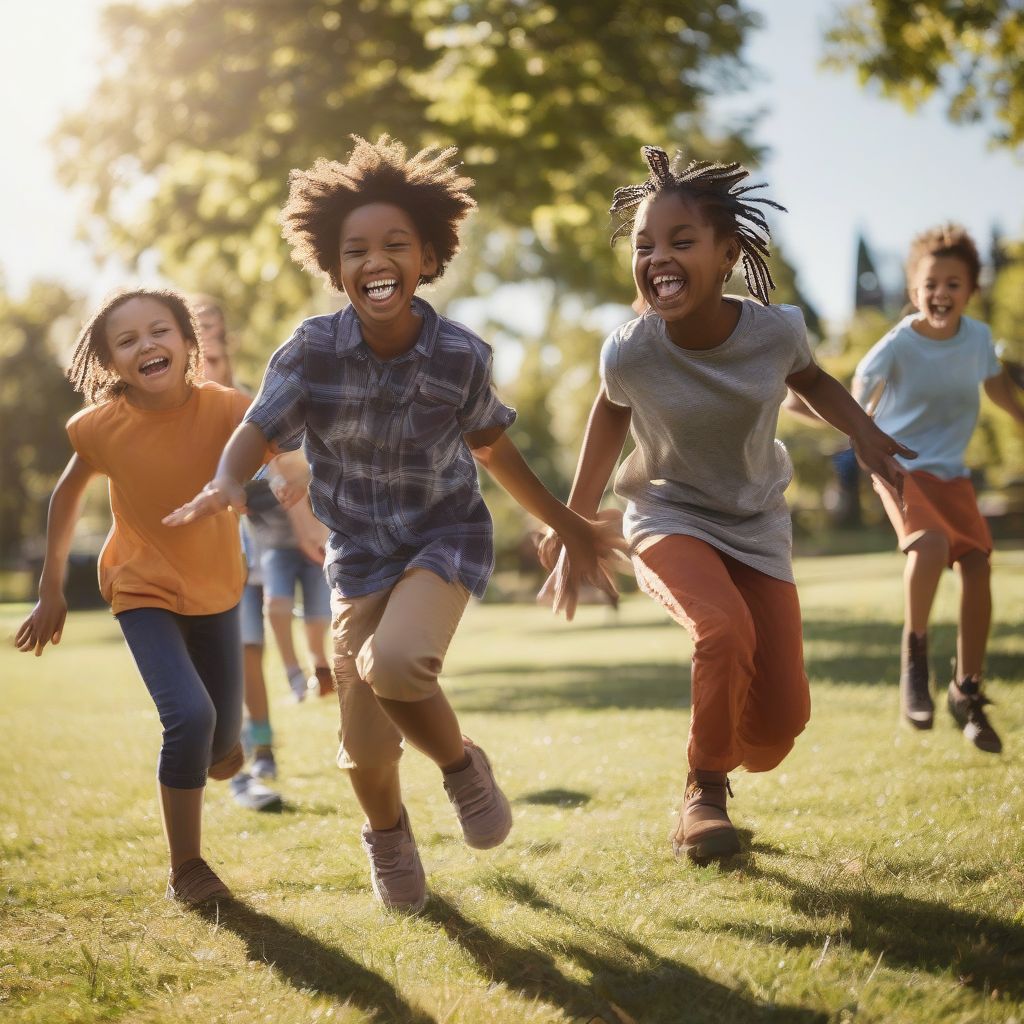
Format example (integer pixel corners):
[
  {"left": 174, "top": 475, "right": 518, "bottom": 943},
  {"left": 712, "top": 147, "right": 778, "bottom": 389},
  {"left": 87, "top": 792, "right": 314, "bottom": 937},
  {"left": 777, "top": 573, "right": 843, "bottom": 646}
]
[
  {"left": 671, "top": 770, "right": 740, "bottom": 862},
  {"left": 948, "top": 676, "right": 1002, "bottom": 754},
  {"left": 900, "top": 631, "right": 934, "bottom": 729}
]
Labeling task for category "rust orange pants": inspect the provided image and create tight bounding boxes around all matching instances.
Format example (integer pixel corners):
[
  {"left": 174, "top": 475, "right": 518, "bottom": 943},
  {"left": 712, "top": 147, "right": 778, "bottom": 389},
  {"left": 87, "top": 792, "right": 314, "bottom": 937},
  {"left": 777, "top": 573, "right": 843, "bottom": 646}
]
[{"left": 634, "top": 535, "right": 810, "bottom": 773}]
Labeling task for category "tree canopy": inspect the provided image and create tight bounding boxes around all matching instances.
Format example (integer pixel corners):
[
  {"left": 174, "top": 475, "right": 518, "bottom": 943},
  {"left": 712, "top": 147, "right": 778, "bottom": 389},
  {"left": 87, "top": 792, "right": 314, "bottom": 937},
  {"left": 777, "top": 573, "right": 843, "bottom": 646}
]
[
  {"left": 825, "top": 1, "right": 1024, "bottom": 149},
  {"left": 55, "top": 0, "right": 763, "bottom": 355}
]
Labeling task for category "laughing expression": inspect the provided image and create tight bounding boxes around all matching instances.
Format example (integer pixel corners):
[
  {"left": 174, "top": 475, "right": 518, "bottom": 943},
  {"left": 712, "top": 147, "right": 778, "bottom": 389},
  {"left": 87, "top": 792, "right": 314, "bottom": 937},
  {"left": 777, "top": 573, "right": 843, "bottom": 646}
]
[
  {"left": 632, "top": 193, "right": 739, "bottom": 322},
  {"left": 909, "top": 254, "right": 974, "bottom": 340},
  {"left": 105, "top": 297, "right": 193, "bottom": 408},
  {"left": 338, "top": 202, "right": 438, "bottom": 349}
]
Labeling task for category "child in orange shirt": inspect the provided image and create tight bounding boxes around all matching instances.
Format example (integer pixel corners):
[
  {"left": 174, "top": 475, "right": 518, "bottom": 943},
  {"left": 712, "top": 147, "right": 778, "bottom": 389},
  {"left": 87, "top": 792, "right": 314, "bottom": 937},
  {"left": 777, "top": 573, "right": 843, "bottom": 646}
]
[{"left": 16, "top": 287, "right": 282, "bottom": 903}]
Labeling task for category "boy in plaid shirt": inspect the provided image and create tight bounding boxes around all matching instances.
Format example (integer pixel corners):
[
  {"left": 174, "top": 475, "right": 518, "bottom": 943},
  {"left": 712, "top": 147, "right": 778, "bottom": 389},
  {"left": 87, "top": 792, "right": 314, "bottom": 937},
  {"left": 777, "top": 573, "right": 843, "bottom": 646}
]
[{"left": 166, "top": 136, "right": 621, "bottom": 911}]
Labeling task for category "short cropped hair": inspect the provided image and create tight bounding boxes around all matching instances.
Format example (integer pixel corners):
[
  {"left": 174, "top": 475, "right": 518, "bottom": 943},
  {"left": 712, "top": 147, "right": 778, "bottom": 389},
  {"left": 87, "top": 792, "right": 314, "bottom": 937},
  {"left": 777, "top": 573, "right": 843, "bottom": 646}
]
[
  {"left": 906, "top": 223, "right": 981, "bottom": 289},
  {"left": 280, "top": 135, "right": 476, "bottom": 292},
  {"left": 67, "top": 288, "right": 200, "bottom": 405}
]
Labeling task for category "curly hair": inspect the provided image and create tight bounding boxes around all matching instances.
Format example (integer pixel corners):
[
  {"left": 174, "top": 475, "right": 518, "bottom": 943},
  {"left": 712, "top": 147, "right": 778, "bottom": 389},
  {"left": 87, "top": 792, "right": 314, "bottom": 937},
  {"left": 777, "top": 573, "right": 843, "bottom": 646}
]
[
  {"left": 67, "top": 288, "right": 201, "bottom": 406},
  {"left": 905, "top": 223, "right": 981, "bottom": 289},
  {"left": 610, "top": 145, "right": 786, "bottom": 305},
  {"left": 280, "top": 135, "right": 476, "bottom": 293}
]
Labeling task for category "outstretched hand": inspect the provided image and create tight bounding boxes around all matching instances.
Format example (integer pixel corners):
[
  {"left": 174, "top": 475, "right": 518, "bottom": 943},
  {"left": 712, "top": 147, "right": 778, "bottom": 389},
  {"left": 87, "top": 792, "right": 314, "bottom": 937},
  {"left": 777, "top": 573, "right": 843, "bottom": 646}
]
[
  {"left": 850, "top": 423, "right": 916, "bottom": 497},
  {"left": 14, "top": 592, "right": 67, "bottom": 657},
  {"left": 537, "top": 509, "right": 629, "bottom": 621},
  {"left": 162, "top": 477, "right": 247, "bottom": 527}
]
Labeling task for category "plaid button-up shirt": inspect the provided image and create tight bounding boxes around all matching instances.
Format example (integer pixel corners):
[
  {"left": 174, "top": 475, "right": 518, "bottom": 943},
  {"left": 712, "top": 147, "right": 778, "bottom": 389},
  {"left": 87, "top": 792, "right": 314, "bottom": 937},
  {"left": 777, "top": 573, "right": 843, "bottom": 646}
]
[{"left": 244, "top": 298, "right": 516, "bottom": 598}]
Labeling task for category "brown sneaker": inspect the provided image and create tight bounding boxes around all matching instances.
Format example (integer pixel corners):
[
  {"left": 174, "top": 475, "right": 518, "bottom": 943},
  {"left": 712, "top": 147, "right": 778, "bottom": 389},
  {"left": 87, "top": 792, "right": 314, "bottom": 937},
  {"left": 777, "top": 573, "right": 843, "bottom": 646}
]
[
  {"left": 208, "top": 741, "right": 244, "bottom": 780},
  {"left": 166, "top": 858, "right": 231, "bottom": 905},
  {"left": 900, "top": 631, "right": 934, "bottom": 729},
  {"left": 671, "top": 770, "right": 740, "bottom": 862},
  {"left": 948, "top": 677, "right": 1002, "bottom": 754},
  {"left": 360, "top": 805, "right": 426, "bottom": 913},
  {"left": 311, "top": 665, "right": 334, "bottom": 697}
]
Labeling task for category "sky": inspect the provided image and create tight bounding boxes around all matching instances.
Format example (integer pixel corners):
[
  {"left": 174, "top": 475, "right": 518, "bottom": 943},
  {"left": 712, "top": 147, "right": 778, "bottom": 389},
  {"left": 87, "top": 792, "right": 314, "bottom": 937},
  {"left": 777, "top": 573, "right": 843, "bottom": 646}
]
[{"left": 1, "top": 0, "right": 1023, "bottom": 329}]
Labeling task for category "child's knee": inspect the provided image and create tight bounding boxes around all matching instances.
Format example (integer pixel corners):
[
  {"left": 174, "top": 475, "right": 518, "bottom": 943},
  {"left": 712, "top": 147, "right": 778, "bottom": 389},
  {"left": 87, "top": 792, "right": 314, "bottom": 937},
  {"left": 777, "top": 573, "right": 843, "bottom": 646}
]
[
  {"left": 357, "top": 636, "right": 442, "bottom": 702},
  {"left": 906, "top": 530, "right": 949, "bottom": 566},
  {"left": 694, "top": 602, "right": 755, "bottom": 660}
]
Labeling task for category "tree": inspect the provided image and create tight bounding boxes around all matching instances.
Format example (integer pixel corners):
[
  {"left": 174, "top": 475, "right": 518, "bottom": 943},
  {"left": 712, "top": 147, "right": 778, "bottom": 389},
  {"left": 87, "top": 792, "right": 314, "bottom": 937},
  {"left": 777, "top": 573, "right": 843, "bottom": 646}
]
[
  {"left": 824, "top": 1, "right": 1024, "bottom": 149},
  {"left": 55, "top": 0, "right": 763, "bottom": 359},
  {"left": 0, "top": 281, "right": 82, "bottom": 561}
]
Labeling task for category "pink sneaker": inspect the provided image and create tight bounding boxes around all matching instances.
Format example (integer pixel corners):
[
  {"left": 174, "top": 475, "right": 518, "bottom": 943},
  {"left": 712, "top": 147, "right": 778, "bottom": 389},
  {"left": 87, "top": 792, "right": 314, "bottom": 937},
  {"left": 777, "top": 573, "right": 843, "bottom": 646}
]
[
  {"left": 442, "top": 740, "right": 512, "bottom": 850},
  {"left": 360, "top": 806, "right": 426, "bottom": 913}
]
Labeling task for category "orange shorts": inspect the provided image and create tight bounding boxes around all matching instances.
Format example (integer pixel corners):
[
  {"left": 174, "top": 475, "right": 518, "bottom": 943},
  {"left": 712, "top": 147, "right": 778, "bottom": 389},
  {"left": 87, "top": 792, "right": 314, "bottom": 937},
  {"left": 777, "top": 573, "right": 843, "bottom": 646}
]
[{"left": 873, "top": 470, "right": 992, "bottom": 566}]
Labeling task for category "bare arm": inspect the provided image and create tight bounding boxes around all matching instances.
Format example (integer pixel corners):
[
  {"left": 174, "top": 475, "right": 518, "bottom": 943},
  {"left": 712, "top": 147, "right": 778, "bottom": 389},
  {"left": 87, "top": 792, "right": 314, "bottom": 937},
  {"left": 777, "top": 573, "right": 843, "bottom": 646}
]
[
  {"left": 163, "top": 421, "right": 270, "bottom": 525},
  {"left": 787, "top": 359, "right": 915, "bottom": 488},
  {"left": 469, "top": 429, "right": 626, "bottom": 609},
  {"left": 535, "top": 389, "right": 631, "bottom": 572},
  {"left": 15, "top": 455, "right": 97, "bottom": 656},
  {"left": 285, "top": 498, "right": 329, "bottom": 565},
  {"left": 983, "top": 368, "right": 1024, "bottom": 427}
]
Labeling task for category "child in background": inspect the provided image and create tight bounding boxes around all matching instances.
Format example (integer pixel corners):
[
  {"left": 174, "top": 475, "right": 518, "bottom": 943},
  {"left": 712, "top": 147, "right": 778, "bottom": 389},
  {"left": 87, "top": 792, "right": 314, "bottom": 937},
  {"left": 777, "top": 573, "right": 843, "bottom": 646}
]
[
  {"left": 194, "top": 304, "right": 282, "bottom": 811},
  {"left": 853, "top": 224, "right": 1024, "bottom": 752},
  {"left": 196, "top": 295, "right": 332, "bottom": 704},
  {"left": 541, "top": 146, "right": 912, "bottom": 862},
  {"left": 15, "top": 288, "right": 264, "bottom": 902},
  {"left": 165, "top": 136, "right": 621, "bottom": 912}
]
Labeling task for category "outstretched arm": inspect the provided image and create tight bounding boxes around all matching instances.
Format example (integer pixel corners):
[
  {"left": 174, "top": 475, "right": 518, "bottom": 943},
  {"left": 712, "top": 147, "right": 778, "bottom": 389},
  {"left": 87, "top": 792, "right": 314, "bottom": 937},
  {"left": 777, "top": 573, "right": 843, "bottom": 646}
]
[
  {"left": 984, "top": 368, "right": 1024, "bottom": 427},
  {"left": 468, "top": 427, "right": 627, "bottom": 614},
  {"left": 163, "top": 421, "right": 270, "bottom": 526},
  {"left": 536, "top": 389, "right": 631, "bottom": 571},
  {"left": 15, "top": 455, "right": 97, "bottom": 656},
  {"left": 787, "top": 359, "right": 914, "bottom": 488}
]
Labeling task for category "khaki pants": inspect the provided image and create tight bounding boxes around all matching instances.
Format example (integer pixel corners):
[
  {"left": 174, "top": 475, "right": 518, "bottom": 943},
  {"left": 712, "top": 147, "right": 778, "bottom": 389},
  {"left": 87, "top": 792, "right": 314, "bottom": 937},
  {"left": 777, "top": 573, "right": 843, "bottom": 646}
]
[
  {"left": 330, "top": 569, "right": 470, "bottom": 772},
  {"left": 634, "top": 535, "right": 810, "bottom": 774}
]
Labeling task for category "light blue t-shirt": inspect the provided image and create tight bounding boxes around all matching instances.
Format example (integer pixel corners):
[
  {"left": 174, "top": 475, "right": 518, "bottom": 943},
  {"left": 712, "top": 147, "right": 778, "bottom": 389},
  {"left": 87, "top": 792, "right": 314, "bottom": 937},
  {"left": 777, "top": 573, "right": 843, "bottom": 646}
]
[{"left": 855, "top": 314, "right": 1001, "bottom": 480}]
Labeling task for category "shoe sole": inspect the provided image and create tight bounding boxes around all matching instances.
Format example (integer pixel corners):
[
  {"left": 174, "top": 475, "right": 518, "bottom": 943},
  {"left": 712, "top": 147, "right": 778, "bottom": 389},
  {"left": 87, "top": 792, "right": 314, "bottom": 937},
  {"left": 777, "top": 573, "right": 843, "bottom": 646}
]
[
  {"left": 901, "top": 712, "right": 934, "bottom": 731},
  {"left": 675, "top": 828, "right": 741, "bottom": 863}
]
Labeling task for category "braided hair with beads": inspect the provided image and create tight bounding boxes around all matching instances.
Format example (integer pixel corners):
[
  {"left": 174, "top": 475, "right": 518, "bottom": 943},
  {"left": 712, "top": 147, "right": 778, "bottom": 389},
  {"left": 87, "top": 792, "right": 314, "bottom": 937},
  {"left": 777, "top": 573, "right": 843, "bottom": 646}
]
[{"left": 610, "top": 146, "right": 786, "bottom": 305}]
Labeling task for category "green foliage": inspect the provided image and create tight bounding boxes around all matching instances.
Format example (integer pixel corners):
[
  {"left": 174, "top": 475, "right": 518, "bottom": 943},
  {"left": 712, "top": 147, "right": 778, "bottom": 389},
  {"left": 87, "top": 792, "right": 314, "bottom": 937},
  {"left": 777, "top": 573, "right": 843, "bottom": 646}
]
[
  {"left": 0, "top": 281, "right": 82, "bottom": 560},
  {"left": 55, "top": 0, "right": 762, "bottom": 359},
  {"left": 825, "top": 1, "right": 1024, "bottom": 148},
  {"left": 2, "top": 552, "right": 1024, "bottom": 1022}
]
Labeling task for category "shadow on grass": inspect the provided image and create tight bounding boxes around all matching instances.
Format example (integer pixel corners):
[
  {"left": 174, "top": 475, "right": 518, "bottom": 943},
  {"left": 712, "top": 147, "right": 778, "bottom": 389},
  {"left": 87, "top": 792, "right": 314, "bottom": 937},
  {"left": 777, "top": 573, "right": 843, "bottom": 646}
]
[
  {"left": 448, "top": 618, "right": 1021, "bottom": 713},
  {"left": 424, "top": 890, "right": 826, "bottom": 1024},
  {"left": 517, "top": 788, "right": 591, "bottom": 807},
  {"left": 724, "top": 864, "right": 1024, "bottom": 1001},
  {"left": 195, "top": 900, "right": 436, "bottom": 1024}
]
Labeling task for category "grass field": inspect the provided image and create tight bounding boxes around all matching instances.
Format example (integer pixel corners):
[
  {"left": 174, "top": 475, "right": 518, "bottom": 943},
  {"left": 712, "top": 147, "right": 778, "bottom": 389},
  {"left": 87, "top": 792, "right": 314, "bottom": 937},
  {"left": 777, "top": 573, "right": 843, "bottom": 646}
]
[{"left": 2, "top": 550, "right": 1023, "bottom": 1024}]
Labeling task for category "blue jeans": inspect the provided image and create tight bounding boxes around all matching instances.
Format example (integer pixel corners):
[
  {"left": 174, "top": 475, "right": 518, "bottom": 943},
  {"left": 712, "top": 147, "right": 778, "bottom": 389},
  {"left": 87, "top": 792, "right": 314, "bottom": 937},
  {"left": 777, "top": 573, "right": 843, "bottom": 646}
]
[
  {"left": 117, "top": 605, "right": 243, "bottom": 789},
  {"left": 261, "top": 547, "right": 331, "bottom": 620}
]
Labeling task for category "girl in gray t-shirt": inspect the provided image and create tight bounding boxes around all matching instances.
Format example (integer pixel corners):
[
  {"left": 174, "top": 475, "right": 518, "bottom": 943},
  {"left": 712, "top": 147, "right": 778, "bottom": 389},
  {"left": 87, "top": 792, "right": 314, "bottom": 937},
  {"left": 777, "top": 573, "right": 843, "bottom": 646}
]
[{"left": 541, "top": 145, "right": 910, "bottom": 864}]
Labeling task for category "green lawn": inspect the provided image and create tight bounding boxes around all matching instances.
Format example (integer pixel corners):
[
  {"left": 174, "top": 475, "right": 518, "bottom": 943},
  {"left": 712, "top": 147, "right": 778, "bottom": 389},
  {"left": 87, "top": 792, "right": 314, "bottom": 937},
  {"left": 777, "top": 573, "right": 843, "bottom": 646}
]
[{"left": 1, "top": 550, "right": 1023, "bottom": 1023}]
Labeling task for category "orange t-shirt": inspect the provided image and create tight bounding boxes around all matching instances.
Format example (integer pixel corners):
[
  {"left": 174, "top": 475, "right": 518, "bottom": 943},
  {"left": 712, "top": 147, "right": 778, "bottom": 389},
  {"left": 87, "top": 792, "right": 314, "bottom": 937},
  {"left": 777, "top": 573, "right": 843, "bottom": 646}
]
[{"left": 66, "top": 381, "right": 255, "bottom": 616}]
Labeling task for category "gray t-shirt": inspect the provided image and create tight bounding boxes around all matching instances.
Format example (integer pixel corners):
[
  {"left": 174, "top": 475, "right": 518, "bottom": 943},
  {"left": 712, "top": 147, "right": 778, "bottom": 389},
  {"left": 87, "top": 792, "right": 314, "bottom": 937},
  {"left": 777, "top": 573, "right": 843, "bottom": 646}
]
[{"left": 601, "top": 298, "right": 813, "bottom": 582}]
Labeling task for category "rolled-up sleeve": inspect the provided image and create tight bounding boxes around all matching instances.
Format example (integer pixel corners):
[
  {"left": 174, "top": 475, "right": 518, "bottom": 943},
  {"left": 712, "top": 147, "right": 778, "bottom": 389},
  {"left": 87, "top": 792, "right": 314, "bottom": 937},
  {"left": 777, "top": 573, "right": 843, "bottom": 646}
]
[
  {"left": 458, "top": 347, "right": 516, "bottom": 436},
  {"left": 243, "top": 328, "right": 309, "bottom": 451}
]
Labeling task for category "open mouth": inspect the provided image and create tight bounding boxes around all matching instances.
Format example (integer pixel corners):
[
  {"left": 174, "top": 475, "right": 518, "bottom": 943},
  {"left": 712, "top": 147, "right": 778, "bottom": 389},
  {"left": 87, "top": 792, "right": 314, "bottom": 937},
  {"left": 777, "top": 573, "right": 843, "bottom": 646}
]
[
  {"left": 929, "top": 303, "right": 952, "bottom": 318},
  {"left": 364, "top": 278, "right": 398, "bottom": 304},
  {"left": 139, "top": 356, "right": 170, "bottom": 377},
  {"left": 651, "top": 273, "right": 686, "bottom": 302}
]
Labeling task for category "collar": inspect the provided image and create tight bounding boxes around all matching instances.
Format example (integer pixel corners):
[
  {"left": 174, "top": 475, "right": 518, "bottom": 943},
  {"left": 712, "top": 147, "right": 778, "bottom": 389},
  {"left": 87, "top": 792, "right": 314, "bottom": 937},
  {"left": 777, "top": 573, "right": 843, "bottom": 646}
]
[{"left": 334, "top": 296, "right": 440, "bottom": 361}]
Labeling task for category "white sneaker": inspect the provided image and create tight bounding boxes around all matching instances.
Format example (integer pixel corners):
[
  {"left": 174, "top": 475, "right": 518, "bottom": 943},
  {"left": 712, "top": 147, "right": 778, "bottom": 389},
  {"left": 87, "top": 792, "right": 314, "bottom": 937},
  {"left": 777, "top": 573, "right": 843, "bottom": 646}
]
[{"left": 230, "top": 772, "right": 283, "bottom": 812}]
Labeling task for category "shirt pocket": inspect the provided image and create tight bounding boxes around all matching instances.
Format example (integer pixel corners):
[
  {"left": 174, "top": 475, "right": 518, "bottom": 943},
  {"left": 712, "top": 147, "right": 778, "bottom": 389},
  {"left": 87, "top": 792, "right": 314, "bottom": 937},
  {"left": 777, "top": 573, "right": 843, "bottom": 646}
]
[{"left": 406, "top": 378, "right": 464, "bottom": 441}]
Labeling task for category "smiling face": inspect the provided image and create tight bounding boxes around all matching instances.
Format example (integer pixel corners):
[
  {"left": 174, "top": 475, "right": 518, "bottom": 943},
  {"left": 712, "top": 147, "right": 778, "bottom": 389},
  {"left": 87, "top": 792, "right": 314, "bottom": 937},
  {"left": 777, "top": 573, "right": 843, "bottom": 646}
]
[
  {"left": 337, "top": 202, "right": 438, "bottom": 350},
  {"left": 908, "top": 253, "right": 975, "bottom": 339},
  {"left": 631, "top": 193, "right": 740, "bottom": 323},
  {"left": 104, "top": 296, "right": 194, "bottom": 408}
]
